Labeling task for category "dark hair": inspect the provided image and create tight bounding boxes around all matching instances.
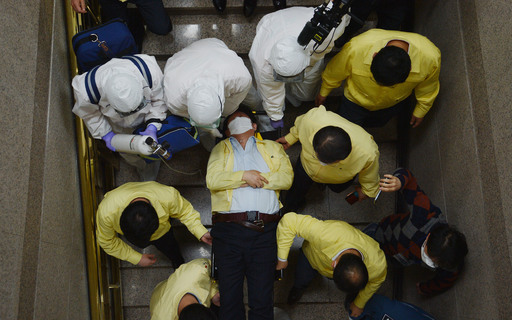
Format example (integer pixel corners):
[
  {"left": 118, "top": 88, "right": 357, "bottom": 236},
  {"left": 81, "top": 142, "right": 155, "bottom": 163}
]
[
  {"left": 313, "top": 126, "right": 352, "bottom": 163},
  {"left": 120, "top": 200, "right": 159, "bottom": 248},
  {"left": 333, "top": 253, "right": 369, "bottom": 294},
  {"left": 223, "top": 105, "right": 257, "bottom": 135},
  {"left": 180, "top": 304, "right": 217, "bottom": 320},
  {"left": 427, "top": 224, "right": 468, "bottom": 270},
  {"left": 371, "top": 46, "right": 411, "bottom": 86}
]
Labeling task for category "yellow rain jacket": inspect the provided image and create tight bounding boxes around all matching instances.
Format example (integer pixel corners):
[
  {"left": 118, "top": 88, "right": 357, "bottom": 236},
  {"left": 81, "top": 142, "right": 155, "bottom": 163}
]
[
  {"left": 150, "top": 258, "right": 218, "bottom": 320},
  {"left": 206, "top": 136, "right": 293, "bottom": 212},
  {"left": 277, "top": 213, "right": 387, "bottom": 309},
  {"left": 320, "top": 29, "right": 441, "bottom": 118},
  {"left": 284, "top": 106, "right": 380, "bottom": 197},
  {"left": 96, "top": 182, "right": 208, "bottom": 265}
]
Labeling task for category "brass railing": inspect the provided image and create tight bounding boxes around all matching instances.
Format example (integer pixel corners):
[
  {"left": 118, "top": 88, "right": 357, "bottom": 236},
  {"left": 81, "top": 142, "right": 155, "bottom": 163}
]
[{"left": 64, "top": 2, "right": 123, "bottom": 319}]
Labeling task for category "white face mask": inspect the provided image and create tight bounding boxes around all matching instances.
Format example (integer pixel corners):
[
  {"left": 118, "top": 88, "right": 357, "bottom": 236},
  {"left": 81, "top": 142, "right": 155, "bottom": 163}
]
[
  {"left": 421, "top": 241, "right": 437, "bottom": 269},
  {"left": 319, "top": 161, "right": 328, "bottom": 166},
  {"left": 228, "top": 117, "right": 253, "bottom": 135}
]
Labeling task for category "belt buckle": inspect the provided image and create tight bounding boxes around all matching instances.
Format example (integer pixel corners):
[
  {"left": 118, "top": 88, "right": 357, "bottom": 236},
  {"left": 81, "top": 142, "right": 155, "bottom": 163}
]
[
  {"left": 253, "top": 219, "right": 264, "bottom": 228},
  {"left": 247, "top": 211, "right": 264, "bottom": 228}
]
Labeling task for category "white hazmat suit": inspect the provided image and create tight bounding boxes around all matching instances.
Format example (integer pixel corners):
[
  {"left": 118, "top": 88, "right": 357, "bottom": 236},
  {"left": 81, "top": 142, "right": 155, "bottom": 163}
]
[
  {"left": 72, "top": 54, "right": 167, "bottom": 138},
  {"left": 248, "top": 6, "right": 351, "bottom": 121},
  {"left": 72, "top": 54, "right": 167, "bottom": 181},
  {"left": 163, "top": 38, "right": 251, "bottom": 119}
]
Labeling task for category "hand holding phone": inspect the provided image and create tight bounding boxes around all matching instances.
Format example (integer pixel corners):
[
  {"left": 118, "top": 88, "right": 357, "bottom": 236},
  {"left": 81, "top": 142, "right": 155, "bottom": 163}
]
[{"left": 345, "top": 191, "right": 359, "bottom": 205}]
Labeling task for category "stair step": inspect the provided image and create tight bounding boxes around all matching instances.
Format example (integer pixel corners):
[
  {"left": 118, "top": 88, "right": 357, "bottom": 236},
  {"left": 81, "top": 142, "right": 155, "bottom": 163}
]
[
  {"left": 142, "top": 13, "right": 266, "bottom": 56},
  {"left": 161, "top": 0, "right": 320, "bottom": 11}
]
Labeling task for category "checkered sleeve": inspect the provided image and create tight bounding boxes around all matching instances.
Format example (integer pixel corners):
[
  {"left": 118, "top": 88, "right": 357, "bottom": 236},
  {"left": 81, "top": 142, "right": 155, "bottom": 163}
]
[
  {"left": 395, "top": 168, "right": 443, "bottom": 226},
  {"left": 418, "top": 266, "right": 461, "bottom": 295}
]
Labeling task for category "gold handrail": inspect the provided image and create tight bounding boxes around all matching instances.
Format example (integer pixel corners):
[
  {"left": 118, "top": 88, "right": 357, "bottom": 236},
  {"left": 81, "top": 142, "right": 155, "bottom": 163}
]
[{"left": 64, "top": 2, "right": 123, "bottom": 319}]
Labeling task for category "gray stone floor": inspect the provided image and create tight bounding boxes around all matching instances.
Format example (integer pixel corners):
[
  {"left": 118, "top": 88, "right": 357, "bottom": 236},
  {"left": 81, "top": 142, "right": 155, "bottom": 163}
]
[{"left": 117, "top": 1, "right": 397, "bottom": 319}]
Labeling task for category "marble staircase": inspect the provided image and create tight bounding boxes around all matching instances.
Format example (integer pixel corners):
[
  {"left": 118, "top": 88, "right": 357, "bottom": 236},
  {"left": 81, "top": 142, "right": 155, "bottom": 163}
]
[{"left": 116, "top": 1, "right": 399, "bottom": 318}]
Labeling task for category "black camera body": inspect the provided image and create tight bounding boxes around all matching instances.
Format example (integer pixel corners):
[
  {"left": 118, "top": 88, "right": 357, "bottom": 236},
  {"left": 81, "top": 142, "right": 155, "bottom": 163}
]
[{"left": 297, "top": 0, "right": 355, "bottom": 47}]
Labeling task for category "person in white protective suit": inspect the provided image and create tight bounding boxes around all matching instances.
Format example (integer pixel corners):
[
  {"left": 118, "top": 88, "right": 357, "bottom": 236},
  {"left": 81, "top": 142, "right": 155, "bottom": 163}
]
[
  {"left": 72, "top": 54, "right": 167, "bottom": 181},
  {"left": 248, "top": 6, "right": 351, "bottom": 128},
  {"left": 162, "top": 38, "right": 252, "bottom": 151}
]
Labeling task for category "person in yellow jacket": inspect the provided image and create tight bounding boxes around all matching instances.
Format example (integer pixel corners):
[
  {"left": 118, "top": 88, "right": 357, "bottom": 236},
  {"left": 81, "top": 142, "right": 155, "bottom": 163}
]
[
  {"left": 276, "top": 213, "right": 387, "bottom": 318},
  {"left": 206, "top": 108, "right": 293, "bottom": 319},
  {"left": 276, "top": 106, "right": 380, "bottom": 212},
  {"left": 150, "top": 258, "right": 219, "bottom": 320},
  {"left": 316, "top": 29, "right": 441, "bottom": 128},
  {"left": 96, "top": 181, "right": 211, "bottom": 268}
]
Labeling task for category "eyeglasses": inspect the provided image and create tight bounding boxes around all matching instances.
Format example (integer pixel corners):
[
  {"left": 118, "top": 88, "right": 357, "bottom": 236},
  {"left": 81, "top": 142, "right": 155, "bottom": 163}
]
[{"left": 116, "top": 98, "right": 149, "bottom": 118}]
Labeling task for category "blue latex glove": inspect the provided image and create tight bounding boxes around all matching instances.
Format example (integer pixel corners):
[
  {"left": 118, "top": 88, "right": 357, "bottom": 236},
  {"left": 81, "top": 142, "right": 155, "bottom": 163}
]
[
  {"left": 140, "top": 124, "right": 158, "bottom": 143},
  {"left": 270, "top": 119, "right": 284, "bottom": 129},
  {"left": 102, "top": 131, "right": 116, "bottom": 152}
]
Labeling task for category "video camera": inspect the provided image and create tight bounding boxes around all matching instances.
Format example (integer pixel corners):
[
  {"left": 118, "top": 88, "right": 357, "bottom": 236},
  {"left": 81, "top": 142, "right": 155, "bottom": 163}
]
[{"left": 297, "top": 0, "right": 362, "bottom": 48}]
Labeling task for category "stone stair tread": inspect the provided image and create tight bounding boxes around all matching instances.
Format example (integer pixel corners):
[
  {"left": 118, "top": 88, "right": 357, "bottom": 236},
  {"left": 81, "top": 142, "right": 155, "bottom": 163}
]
[
  {"left": 163, "top": 0, "right": 321, "bottom": 10},
  {"left": 122, "top": 267, "right": 173, "bottom": 307},
  {"left": 142, "top": 13, "right": 266, "bottom": 56}
]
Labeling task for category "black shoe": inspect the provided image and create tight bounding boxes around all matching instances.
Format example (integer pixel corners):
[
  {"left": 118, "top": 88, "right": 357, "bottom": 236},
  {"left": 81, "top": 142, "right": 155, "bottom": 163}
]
[
  {"left": 244, "top": 0, "right": 257, "bottom": 17},
  {"left": 287, "top": 287, "right": 305, "bottom": 305},
  {"left": 212, "top": 0, "right": 227, "bottom": 12},
  {"left": 273, "top": 0, "right": 286, "bottom": 10}
]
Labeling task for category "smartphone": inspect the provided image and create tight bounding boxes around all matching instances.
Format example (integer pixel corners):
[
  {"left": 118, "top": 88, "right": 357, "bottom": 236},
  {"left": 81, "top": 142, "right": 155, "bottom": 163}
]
[{"left": 345, "top": 191, "right": 359, "bottom": 205}]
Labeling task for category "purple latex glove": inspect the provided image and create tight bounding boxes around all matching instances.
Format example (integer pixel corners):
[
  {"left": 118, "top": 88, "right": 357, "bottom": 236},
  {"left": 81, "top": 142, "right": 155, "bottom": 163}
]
[
  {"left": 140, "top": 124, "right": 158, "bottom": 143},
  {"left": 102, "top": 131, "right": 116, "bottom": 151},
  {"left": 270, "top": 119, "right": 284, "bottom": 129}
]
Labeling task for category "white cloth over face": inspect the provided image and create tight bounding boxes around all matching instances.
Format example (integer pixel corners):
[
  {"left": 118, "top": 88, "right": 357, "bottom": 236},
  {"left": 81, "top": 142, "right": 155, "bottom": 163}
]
[
  {"left": 248, "top": 6, "right": 351, "bottom": 121},
  {"left": 228, "top": 117, "right": 253, "bottom": 135},
  {"left": 163, "top": 38, "right": 252, "bottom": 121},
  {"left": 72, "top": 54, "right": 167, "bottom": 139}
]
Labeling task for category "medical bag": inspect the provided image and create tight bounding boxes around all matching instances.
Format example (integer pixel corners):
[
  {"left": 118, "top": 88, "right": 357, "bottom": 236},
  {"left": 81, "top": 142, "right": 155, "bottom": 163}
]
[
  {"left": 72, "top": 18, "right": 138, "bottom": 74},
  {"left": 134, "top": 115, "right": 200, "bottom": 162}
]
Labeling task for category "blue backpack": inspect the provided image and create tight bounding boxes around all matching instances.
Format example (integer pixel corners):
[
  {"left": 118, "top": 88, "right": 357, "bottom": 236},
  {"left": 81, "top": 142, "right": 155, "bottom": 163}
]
[
  {"left": 72, "top": 18, "right": 138, "bottom": 74},
  {"left": 134, "top": 115, "right": 200, "bottom": 162}
]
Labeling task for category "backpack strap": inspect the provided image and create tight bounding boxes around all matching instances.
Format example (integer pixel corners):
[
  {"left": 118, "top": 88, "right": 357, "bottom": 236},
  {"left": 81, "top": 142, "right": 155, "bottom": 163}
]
[
  {"left": 122, "top": 55, "right": 153, "bottom": 88},
  {"left": 84, "top": 65, "right": 101, "bottom": 104},
  {"left": 83, "top": 55, "right": 152, "bottom": 104}
]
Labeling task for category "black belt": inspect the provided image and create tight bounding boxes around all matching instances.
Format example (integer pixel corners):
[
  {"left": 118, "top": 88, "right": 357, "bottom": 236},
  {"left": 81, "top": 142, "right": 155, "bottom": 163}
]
[{"left": 212, "top": 211, "right": 281, "bottom": 232}]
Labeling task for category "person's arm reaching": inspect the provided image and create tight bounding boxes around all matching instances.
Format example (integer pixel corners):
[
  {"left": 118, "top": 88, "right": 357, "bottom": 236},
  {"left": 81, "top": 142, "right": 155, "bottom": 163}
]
[
  {"left": 411, "top": 54, "right": 441, "bottom": 124},
  {"left": 318, "top": 43, "right": 353, "bottom": 99},
  {"left": 276, "top": 213, "right": 323, "bottom": 262},
  {"left": 352, "top": 256, "right": 387, "bottom": 310},
  {"left": 71, "top": 0, "right": 87, "bottom": 13},
  {"left": 164, "top": 187, "right": 209, "bottom": 241},
  {"left": 96, "top": 211, "right": 143, "bottom": 265},
  {"left": 357, "top": 149, "right": 380, "bottom": 198}
]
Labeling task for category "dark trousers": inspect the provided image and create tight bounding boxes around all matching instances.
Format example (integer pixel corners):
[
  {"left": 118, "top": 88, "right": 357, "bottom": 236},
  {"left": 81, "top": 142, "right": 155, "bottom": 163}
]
[
  {"left": 149, "top": 228, "right": 184, "bottom": 268},
  {"left": 99, "top": 0, "right": 172, "bottom": 50},
  {"left": 211, "top": 222, "right": 277, "bottom": 320},
  {"left": 337, "top": 94, "right": 411, "bottom": 128},
  {"left": 293, "top": 248, "right": 319, "bottom": 289},
  {"left": 284, "top": 156, "right": 354, "bottom": 213},
  {"left": 335, "top": 0, "right": 414, "bottom": 47}
]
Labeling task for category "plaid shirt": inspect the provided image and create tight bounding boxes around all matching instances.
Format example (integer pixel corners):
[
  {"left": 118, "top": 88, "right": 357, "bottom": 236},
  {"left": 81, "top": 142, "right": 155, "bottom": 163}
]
[{"left": 374, "top": 168, "right": 462, "bottom": 295}]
